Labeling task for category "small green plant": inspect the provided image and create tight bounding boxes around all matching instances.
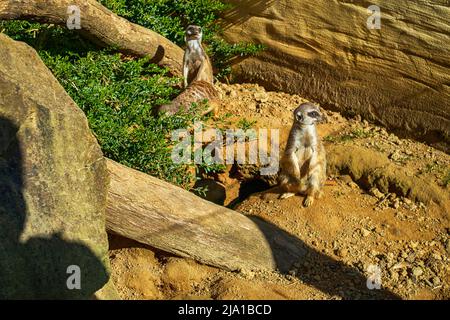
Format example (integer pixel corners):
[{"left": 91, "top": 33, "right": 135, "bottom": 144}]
[
  {"left": 0, "top": 0, "right": 265, "bottom": 188},
  {"left": 197, "top": 162, "right": 226, "bottom": 175},
  {"left": 237, "top": 118, "right": 257, "bottom": 131},
  {"left": 423, "top": 162, "right": 440, "bottom": 173},
  {"left": 418, "top": 161, "right": 450, "bottom": 188},
  {"left": 192, "top": 185, "right": 209, "bottom": 197},
  {"left": 350, "top": 128, "right": 373, "bottom": 139},
  {"left": 43, "top": 49, "right": 203, "bottom": 188},
  {"left": 324, "top": 128, "right": 373, "bottom": 143},
  {"left": 442, "top": 169, "right": 450, "bottom": 188},
  {"left": 323, "top": 134, "right": 352, "bottom": 143}
]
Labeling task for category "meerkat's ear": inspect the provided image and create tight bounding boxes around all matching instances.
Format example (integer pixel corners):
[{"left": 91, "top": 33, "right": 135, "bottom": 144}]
[{"left": 295, "top": 113, "right": 303, "bottom": 122}]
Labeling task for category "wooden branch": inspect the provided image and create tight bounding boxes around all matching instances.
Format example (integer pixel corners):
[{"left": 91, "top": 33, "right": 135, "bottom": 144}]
[
  {"left": 105, "top": 159, "right": 305, "bottom": 272},
  {"left": 0, "top": 0, "right": 183, "bottom": 75}
]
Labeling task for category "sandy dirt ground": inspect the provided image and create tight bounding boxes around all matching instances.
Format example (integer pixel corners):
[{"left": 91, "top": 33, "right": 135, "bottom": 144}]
[{"left": 108, "top": 83, "right": 450, "bottom": 300}]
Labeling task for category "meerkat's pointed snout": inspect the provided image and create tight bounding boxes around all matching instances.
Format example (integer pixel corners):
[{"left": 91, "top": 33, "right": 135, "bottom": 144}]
[
  {"left": 185, "top": 25, "right": 202, "bottom": 40},
  {"left": 293, "top": 102, "right": 322, "bottom": 126}
]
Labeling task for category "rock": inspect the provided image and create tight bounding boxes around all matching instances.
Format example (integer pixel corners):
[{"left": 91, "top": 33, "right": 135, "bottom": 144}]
[
  {"left": 405, "top": 253, "right": 416, "bottom": 263},
  {"left": 389, "top": 151, "right": 403, "bottom": 162},
  {"left": 409, "top": 241, "right": 419, "bottom": 249},
  {"left": 360, "top": 228, "right": 371, "bottom": 237},
  {"left": 347, "top": 181, "right": 359, "bottom": 189},
  {"left": 326, "top": 145, "right": 449, "bottom": 206},
  {"left": 254, "top": 91, "right": 269, "bottom": 103},
  {"left": 432, "top": 276, "right": 441, "bottom": 286},
  {"left": 336, "top": 248, "right": 348, "bottom": 259},
  {"left": 222, "top": 0, "right": 450, "bottom": 150},
  {"left": 403, "top": 198, "right": 412, "bottom": 206},
  {"left": 369, "top": 187, "right": 384, "bottom": 199},
  {"left": 339, "top": 175, "right": 353, "bottom": 184},
  {"left": 432, "top": 253, "right": 442, "bottom": 260},
  {"left": 390, "top": 270, "right": 399, "bottom": 282},
  {"left": 412, "top": 267, "right": 423, "bottom": 277},
  {"left": 229, "top": 90, "right": 238, "bottom": 98},
  {"left": 391, "top": 198, "right": 401, "bottom": 209},
  {"left": 0, "top": 34, "right": 112, "bottom": 299}
]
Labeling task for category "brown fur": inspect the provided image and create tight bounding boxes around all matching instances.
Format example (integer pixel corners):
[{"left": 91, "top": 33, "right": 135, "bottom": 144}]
[
  {"left": 184, "top": 48, "right": 213, "bottom": 86},
  {"left": 158, "top": 80, "right": 220, "bottom": 116},
  {"left": 278, "top": 103, "right": 327, "bottom": 207},
  {"left": 183, "top": 25, "right": 214, "bottom": 87}
]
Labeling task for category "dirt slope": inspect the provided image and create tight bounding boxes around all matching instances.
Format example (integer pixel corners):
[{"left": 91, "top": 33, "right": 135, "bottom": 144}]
[{"left": 109, "top": 83, "right": 449, "bottom": 300}]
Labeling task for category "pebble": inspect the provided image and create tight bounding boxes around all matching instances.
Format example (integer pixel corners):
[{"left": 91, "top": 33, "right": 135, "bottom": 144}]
[
  {"left": 432, "top": 253, "right": 442, "bottom": 260},
  {"left": 254, "top": 92, "right": 269, "bottom": 103},
  {"left": 347, "top": 181, "right": 359, "bottom": 189},
  {"left": 389, "top": 150, "right": 403, "bottom": 162},
  {"left": 432, "top": 276, "right": 441, "bottom": 286},
  {"left": 392, "top": 262, "right": 409, "bottom": 270},
  {"left": 370, "top": 187, "right": 384, "bottom": 199},
  {"left": 336, "top": 248, "right": 348, "bottom": 258},
  {"left": 403, "top": 198, "right": 412, "bottom": 205},
  {"left": 390, "top": 270, "right": 399, "bottom": 282},
  {"left": 412, "top": 267, "right": 423, "bottom": 277},
  {"left": 361, "top": 228, "right": 371, "bottom": 237},
  {"left": 392, "top": 198, "right": 400, "bottom": 209},
  {"left": 410, "top": 241, "right": 419, "bottom": 249},
  {"left": 406, "top": 253, "right": 416, "bottom": 263},
  {"left": 387, "top": 252, "right": 395, "bottom": 261}
]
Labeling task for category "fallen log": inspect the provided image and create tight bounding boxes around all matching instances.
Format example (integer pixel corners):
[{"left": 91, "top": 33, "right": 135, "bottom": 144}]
[
  {"left": 105, "top": 159, "right": 306, "bottom": 272},
  {"left": 0, "top": 0, "right": 183, "bottom": 75}
]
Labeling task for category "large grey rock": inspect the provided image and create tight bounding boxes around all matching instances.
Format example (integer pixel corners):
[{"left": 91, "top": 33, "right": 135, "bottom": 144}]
[
  {"left": 0, "top": 33, "right": 111, "bottom": 299},
  {"left": 222, "top": 0, "right": 450, "bottom": 151}
]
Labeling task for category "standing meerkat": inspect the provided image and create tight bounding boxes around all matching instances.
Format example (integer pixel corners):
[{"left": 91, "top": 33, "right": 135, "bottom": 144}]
[
  {"left": 183, "top": 25, "right": 214, "bottom": 88},
  {"left": 158, "top": 80, "right": 220, "bottom": 116},
  {"left": 278, "top": 102, "right": 327, "bottom": 207}
]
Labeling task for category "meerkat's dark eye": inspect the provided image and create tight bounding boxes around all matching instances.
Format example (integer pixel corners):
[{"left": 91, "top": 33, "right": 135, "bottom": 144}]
[{"left": 308, "top": 111, "right": 320, "bottom": 118}]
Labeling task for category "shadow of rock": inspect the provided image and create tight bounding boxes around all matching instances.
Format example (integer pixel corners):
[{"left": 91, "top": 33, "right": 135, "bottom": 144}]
[
  {"left": 248, "top": 215, "right": 401, "bottom": 300},
  {"left": 0, "top": 116, "right": 108, "bottom": 299}
]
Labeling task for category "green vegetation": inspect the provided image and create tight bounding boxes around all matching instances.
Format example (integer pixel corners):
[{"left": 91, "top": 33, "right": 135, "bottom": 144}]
[
  {"left": 0, "top": 0, "right": 264, "bottom": 189},
  {"left": 324, "top": 128, "right": 374, "bottom": 143},
  {"left": 443, "top": 170, "right": 450, "bottom": 188},
  {"left": 98, "top": 0, "right": 265, "bottom": 79},
  {"left": 236, "top": 118, "right": 257, "bottom": 131},
  {"left": 423, "top": 161, "right": 441, "bottom": 174},
  {"left": 420, "top": 161, "right": 450, "bottom": 188}
]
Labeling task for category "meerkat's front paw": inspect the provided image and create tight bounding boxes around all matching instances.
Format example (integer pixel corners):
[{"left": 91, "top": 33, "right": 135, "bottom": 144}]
[
  {"left": 279, "top": 192, "right": 295, "bottom": 200},
  {"left": 303, "top": 196, "right": 314, "bottom": 207}
]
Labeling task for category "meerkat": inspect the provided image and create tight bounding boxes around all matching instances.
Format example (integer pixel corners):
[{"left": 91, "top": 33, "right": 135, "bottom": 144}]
[
  {"left": 278, "top": 102, "right": 327, "bottom": 207},
  {"left": 183, "top": 25, "right": 214, "bottom": 88},
  {"left": 158, "top": 80, "right": 220, "bottom": 116}
]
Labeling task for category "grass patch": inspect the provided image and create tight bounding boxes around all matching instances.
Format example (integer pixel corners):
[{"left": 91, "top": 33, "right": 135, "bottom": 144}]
[
  {"left": 1, "top": 0, "right": 264, "bottom": 188},
  {"left": 324, "top": 128, "right": 374, "bottom": 143}
]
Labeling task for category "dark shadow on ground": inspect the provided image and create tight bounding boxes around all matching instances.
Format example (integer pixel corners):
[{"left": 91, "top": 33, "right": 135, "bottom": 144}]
[
  {"left": 248, "top": 215, "right": 401, "bottom": 300},
  {"left": 0, "top": 117, "right": 108, "bottom": 299}
]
